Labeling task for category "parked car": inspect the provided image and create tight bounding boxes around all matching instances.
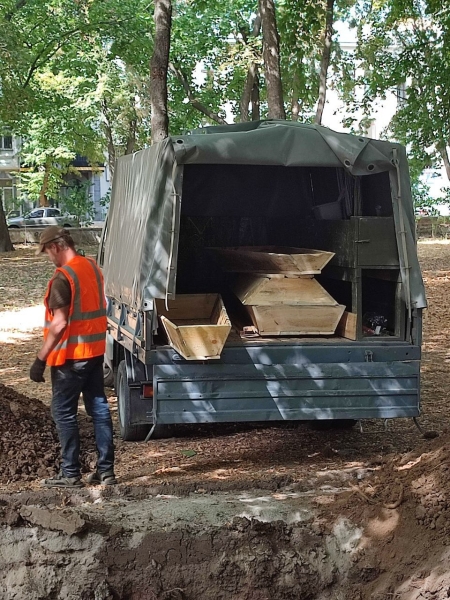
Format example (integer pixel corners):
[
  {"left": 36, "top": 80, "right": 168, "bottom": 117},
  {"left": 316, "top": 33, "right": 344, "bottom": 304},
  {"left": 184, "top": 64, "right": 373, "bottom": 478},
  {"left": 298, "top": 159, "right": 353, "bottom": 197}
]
[{"left": 7, "top": 208, "right": 79, "bottom": 228}]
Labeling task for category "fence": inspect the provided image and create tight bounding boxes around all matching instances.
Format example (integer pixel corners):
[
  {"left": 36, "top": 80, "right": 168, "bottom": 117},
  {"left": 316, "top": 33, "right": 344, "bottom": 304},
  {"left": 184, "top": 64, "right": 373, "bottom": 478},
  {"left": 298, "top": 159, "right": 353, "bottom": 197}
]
[
  {"left": 416, "top": 217, "right": 450, "bottom": 239},
  {"left": 8, "top": 227, "right": 103, "bottom": 247}
]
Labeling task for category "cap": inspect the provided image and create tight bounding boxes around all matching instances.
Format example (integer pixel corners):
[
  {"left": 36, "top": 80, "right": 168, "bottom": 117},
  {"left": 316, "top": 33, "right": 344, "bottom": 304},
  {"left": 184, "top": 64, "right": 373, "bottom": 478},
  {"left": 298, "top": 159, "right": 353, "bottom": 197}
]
[{"left": 36, "top": 225, "right": 68, "bottom": 255}]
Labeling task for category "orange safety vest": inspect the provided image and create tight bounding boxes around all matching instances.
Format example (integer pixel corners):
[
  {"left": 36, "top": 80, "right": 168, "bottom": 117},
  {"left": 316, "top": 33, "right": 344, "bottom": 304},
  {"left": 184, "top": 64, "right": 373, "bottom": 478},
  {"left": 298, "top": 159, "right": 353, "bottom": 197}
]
[{"left": 43, "top": 255, "right": 107, "bottom": 366}]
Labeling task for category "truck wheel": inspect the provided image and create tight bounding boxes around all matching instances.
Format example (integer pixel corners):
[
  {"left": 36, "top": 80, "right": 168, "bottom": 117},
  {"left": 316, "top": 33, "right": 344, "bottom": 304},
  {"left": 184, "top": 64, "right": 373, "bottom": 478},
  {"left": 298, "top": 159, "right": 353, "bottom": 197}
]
[
  {"left": 103, "top": 361, "right": 114, "bottom": 388},
  {"left": 116, "top": 360, "right": 150, "bottom": 441}
]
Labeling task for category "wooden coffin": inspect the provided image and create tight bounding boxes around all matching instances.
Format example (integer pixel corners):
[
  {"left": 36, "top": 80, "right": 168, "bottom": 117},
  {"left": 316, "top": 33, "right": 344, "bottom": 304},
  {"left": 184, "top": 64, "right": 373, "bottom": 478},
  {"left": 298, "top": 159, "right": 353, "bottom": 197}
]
[
  {"left": 233, "top": 274, "right": 338, "bottom": 306},
  {"left": 155, "top": 294, "right": 231, "bottom": 360},
  {"left": 247, "top": 304, "right": 346, "bottom": 336},
  {"left": 210, "top": 246, "right": 335, "bottom": 275},
  {"left": 336, "top": 311, "right": 358, "bottom": 340}
]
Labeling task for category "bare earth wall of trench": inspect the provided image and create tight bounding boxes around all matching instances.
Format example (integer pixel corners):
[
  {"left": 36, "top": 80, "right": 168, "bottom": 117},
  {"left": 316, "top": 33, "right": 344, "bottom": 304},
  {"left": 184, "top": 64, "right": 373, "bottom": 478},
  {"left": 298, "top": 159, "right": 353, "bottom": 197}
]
[{"left": 1, "top": 485, "right": 364, "bottom": 600}]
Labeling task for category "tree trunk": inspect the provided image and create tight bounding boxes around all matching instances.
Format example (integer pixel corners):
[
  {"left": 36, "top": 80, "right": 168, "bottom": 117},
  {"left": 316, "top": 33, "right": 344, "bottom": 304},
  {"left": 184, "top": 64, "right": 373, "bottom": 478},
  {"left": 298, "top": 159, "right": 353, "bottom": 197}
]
[
  {"left": 251, "top": 70, "right": 261, "bottom": 121},
  {"left": 125, "top": 117, "right": 137, "bottom": 155},
  {"left": 240, "top": 65, "right": 256, "bottom": 122},
  {"left": 239, "top": 15, "right": 262, "bottom": 122},
  {"left": 258, "top": 0, "right": 285, "bottom": 120},
  {"left": 151, "top": 0, "right": 172, "bottom": 144},
  {"left": 0, "top": 204, "right": 14, "bottom": 252},
  {"left": 125, "top": 90, "right": 137, "bottom": 155},
  {"left": 102, "top": 99, "right": 116, "bottom": 181},
  {"left": 438, "top": 144, "right": 450, "bottom": 182},
  {"left": 39, "top": 159, "right": 51, "bottom": 207},
  {"left": 291, "top": 72, "right": 300, "bottom": 121},
  {"left": 315, "top": 0, "right": 335, "bottom": 125}
]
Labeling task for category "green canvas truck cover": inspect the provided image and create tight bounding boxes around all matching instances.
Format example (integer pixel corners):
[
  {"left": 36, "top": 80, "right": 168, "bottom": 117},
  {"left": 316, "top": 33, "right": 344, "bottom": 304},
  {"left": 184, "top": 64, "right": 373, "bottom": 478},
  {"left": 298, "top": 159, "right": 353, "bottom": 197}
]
[{"left": 102, "top": 120, "right": 426, "bottom": 312}]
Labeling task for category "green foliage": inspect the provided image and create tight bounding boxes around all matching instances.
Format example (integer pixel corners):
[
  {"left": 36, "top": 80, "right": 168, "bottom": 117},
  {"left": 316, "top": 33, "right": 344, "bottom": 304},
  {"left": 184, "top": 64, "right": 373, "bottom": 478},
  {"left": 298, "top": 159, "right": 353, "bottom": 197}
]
[
  {"left": 0, "top": 0, "right": 154, "bottom": 191},
  {"left": 0, "top": 0, "right": 358, "bottom": 146},
  {"left": 99, "top": 189, "right": 111, "bottom": 212},
  {"left": 343, "top": 0, "right": 450, "bottom": 185},
  {"left": 410, "top": 179, "right": 435, "bottom": 214},
  {"left": 60, "top": 180, "right": 95, "bottom": 226}
]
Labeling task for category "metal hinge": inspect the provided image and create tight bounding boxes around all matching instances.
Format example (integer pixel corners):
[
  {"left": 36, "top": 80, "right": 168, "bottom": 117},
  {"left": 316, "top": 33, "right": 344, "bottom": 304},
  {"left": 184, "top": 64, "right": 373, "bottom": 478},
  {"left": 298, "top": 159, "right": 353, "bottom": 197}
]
[{"left": 364, "top": 350, "right": 373, "bottom": 362}]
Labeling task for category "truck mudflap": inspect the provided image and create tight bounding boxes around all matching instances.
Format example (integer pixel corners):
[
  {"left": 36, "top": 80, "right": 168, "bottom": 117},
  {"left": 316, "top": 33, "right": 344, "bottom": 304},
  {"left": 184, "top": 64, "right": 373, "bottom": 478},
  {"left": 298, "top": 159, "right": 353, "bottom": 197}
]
[{"left": 152, "top": 361, "right": 420, "bottom": 424}]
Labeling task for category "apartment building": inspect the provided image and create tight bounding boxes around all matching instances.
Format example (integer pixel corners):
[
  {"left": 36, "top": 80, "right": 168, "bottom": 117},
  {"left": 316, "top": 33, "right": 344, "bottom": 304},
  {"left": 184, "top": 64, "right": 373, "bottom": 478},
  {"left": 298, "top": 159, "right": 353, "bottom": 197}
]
[
  {"left": 0, "top": 134, "right": 110, "bottom": 220},
  {"left": 0, "top": 133, "right": 19, "bottom": 217}
]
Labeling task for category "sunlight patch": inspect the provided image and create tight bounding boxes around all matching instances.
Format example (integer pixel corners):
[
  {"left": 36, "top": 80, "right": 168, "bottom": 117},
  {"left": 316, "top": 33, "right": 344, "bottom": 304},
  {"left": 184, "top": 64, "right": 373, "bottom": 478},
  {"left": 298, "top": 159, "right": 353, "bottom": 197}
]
[{"left": 0, "top": 305, "right": 45, "bottom": 332}]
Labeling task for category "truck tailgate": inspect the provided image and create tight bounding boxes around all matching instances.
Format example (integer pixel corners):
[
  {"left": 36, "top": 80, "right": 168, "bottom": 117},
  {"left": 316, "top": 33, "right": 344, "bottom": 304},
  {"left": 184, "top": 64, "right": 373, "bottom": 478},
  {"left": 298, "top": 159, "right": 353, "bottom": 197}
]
[{"left": 152, "top": 361, "right": 420, "bottom": 424}]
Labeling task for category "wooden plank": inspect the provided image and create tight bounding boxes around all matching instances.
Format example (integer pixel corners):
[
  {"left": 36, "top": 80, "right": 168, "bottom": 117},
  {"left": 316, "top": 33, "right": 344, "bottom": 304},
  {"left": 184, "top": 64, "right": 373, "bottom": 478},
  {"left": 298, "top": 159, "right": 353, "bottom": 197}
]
[
  {"left": 335, "top": 311, "right": 358, "bottom": 340},
  {"left": 233, "top": 275, "right": 338, "bottom": 306},
  {"left": 247, "top": 304, "right": 346, "bottom": 336},
  {"left": 210, "top": 246, "right": 335, "bottom": 275},
  {"left": 155, "top": 294, "right": 219, "bottom": 321}
]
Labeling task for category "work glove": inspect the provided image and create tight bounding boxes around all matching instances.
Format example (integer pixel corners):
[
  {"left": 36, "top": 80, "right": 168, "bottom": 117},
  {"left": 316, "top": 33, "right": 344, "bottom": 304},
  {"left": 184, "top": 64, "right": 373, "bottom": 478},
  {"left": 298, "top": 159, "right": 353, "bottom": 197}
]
[{"left": 30, "top": 357, "right": 46, "bottom": 383}]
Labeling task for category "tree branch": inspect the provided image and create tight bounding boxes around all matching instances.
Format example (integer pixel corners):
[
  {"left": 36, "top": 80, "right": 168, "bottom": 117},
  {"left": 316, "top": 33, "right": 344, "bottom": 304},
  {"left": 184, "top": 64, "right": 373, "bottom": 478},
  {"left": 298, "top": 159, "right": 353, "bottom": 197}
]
[
  {"left": 21, "top": 19, "right": 128, "bottom": 87},
  {"left": 168, "top": 61, "right": 227, "bottom": 125}
]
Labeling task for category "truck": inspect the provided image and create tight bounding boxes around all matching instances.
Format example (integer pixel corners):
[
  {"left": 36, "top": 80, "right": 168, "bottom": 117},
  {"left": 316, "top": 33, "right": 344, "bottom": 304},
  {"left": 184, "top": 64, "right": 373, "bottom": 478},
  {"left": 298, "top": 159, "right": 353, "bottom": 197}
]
[{"left": 98, "top": 120, "right": 427, "bottom": 441}]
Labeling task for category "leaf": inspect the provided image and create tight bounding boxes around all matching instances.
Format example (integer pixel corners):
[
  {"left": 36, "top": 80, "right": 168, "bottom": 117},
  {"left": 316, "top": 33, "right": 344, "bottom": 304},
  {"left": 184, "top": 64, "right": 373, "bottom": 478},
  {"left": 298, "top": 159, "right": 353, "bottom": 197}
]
[{"left": 180, "top": 449, "right": 197, "bottom": 458}]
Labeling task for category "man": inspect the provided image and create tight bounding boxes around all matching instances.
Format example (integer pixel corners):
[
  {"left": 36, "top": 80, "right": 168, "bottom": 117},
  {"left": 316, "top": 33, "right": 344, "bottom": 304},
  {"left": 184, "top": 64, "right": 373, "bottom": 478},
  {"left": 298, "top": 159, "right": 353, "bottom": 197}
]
[{"left": 30, "top": 225, "right": 116, "bottom": 488}]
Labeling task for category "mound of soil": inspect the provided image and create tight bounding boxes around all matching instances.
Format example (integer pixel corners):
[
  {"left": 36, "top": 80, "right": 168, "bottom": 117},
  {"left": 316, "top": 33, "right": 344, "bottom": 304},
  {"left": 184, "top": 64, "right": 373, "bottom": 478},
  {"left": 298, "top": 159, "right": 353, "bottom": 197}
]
[
  {"left": 0, "top": 383, "right": 60, "bottom": 482},
  {"left": 327, "top": 432, "right": 450, "bottom": 542},
  {"left": 0, "top": 383, "right": 98, "bottom": 484}
]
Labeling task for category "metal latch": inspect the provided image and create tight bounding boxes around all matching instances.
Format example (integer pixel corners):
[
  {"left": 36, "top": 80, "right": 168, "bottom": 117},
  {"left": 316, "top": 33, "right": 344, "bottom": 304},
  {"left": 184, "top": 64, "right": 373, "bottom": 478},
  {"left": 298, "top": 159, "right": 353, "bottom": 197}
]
[{"left": 364, "top": 350, "right": 373, "bottom": 362}]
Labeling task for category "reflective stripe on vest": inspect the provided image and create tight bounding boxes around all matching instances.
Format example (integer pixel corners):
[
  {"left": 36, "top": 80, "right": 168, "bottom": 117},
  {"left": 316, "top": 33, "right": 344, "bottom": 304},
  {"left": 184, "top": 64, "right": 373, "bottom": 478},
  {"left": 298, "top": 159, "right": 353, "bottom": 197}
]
[{"left": 43, "top": 255, "right": 106, "bottom": 366}]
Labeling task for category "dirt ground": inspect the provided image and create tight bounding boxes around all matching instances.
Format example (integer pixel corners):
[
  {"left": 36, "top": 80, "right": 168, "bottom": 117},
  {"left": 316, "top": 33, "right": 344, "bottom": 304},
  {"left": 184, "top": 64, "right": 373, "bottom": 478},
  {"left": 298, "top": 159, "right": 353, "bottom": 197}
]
[{"left": 2, "top": 240, "right": 450, "bottom": 599}]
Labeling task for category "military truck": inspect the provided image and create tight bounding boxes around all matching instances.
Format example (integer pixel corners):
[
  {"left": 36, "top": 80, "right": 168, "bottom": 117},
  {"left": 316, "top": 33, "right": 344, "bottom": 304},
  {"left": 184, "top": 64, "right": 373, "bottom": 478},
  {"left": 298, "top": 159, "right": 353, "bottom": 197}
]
[{"left": 98, "top": 120, "right": 427, "bottom": 441}]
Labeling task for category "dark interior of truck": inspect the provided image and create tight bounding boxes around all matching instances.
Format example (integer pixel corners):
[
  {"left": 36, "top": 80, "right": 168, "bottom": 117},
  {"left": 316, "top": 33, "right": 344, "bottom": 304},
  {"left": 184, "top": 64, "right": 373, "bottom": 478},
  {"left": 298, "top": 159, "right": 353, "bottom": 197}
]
[{"left": 171, "top": 164, "right": 403, "bottom": 341}]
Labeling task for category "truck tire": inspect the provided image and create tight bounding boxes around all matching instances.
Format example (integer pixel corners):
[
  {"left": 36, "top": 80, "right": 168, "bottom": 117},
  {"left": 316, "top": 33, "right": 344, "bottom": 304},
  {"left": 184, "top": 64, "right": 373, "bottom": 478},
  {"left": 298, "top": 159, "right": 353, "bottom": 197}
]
[
  {"left": 103, "top": 361, "right": 114, "bottom": 388},
  {"left": 116, "top": 360, "right": 150, "bottom": 441}
]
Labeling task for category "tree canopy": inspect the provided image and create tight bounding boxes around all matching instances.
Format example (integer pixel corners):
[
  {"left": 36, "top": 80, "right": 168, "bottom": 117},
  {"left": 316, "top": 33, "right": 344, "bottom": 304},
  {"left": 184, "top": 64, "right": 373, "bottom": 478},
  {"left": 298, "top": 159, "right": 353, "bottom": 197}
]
[
  {"left": 344, "top": 0, "right": 450, "bottom": 201},
  {"left": 0, "top": 0, "right": 448, "bottom": 216}
]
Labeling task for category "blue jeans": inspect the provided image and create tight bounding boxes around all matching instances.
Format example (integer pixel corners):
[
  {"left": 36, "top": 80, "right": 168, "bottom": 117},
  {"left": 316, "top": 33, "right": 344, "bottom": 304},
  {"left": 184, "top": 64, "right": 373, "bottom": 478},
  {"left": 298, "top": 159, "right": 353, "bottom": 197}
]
[{"left": 50, "top": 355, "right": 115, "bottom": 478}]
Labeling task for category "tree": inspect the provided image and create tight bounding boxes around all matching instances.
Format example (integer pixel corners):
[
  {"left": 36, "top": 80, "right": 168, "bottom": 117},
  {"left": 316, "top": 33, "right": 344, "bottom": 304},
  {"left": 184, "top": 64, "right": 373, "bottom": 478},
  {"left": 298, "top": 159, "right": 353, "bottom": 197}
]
[
  {"left": 0, "top": 212, "right": 14, "bottom": 252},
  {"left": 151, "top": 0, "right": 172, "bottom": 143},
  {"left": 347, "top": 0, "right": 450, "bottom": 190},
  {"left": 238, "top": 14, "right": 262, "bottom": 122},
  {"left": 315, "top": 0, "right": 335, "bottom": 124},
  {"left": 259, "top": 0, "right": 285, "bottom": 119}
]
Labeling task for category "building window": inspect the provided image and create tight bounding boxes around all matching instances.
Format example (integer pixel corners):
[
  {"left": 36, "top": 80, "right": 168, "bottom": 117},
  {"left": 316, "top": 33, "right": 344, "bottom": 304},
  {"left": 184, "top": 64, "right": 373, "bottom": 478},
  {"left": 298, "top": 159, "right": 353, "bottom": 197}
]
[
  {"left": 0, "top": 187, "right": 14, "bottom": 211},
  {"left": 396, "top": 82, "right": 407, "bottom": 106},
  {"left": 0, "top": 135, "right": 13, "bottom": 150}
]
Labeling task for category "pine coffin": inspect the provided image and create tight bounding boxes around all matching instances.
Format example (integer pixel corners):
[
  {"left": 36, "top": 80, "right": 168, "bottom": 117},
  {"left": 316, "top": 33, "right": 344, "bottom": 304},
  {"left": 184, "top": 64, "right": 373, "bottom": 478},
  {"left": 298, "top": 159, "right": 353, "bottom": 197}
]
[
  {"left": 246, "top": 304, "right": 346, "bottom": 336},
  {"left": 210, "top": 246, "right": 335, "bottom": 275},
  {"left": 155, "top": 294, "right": 231, "bottom": 360},
  {"left": 233, "top": 274, "right": 338, "bottom": 306}
]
